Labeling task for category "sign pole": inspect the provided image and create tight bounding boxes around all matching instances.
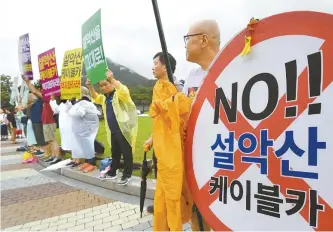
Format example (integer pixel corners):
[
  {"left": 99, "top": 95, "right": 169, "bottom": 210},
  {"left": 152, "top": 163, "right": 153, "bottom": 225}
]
[{"left": 151, "top": 0, "right": 174, "bottom": 84}]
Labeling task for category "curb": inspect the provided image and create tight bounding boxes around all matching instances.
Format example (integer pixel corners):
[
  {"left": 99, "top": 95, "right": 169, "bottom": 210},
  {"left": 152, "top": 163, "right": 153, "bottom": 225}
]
[{"left": 37, "top": 159, "right": 156, "bottom": 200}]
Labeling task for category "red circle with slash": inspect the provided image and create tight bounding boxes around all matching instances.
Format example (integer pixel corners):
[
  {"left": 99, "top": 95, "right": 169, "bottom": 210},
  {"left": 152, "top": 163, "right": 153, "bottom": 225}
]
[{"left": 185, "top": 11, "right": 333, "bottom": 231}]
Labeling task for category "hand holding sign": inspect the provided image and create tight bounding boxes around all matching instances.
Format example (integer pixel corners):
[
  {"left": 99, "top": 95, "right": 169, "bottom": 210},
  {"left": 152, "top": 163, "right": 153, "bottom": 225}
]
[
  {"left": 106, "top": 69, "right": 114, "bottom": 82},
  {"left": 86, "top": 79, "right": 92, "bottom": 87}
]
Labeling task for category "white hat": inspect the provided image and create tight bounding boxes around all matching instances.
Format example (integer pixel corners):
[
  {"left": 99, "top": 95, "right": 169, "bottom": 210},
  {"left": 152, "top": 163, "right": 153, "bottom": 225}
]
[{"left": 81, "top": 86, "right": 91, "bottom": 100}]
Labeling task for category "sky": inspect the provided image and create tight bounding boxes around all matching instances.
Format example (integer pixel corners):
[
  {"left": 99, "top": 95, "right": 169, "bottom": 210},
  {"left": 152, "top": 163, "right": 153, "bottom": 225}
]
[{"left": 1, "top": 0, "right": 332, "bottom": 84}]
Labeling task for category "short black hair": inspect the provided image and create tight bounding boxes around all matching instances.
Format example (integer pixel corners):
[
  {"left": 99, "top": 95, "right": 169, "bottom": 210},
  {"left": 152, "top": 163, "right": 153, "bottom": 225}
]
[{"left": 153, "top": 52, "right": 176, "bottom": 74}]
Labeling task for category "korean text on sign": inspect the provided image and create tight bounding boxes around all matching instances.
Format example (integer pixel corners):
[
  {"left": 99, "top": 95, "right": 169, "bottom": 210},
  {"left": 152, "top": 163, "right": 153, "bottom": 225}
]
[
  {"left": 210, "top": 127, "right": 326, "bottom": 228},
  {"left": 82, "top": 9, "right": 107, "bottom": 84},
  {"left": 60, "top": 48, "right": 83, "bottom": 100},
  {"left": 38, "top": 48, "right": 60, "bottom": 99},
  {"left": 18, "top": 33, "right": 33, "bottom": 80}
]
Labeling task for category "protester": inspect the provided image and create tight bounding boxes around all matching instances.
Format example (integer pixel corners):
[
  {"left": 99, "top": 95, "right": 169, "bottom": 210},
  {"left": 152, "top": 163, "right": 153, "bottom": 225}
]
[
  {"left": 183, "top": 19, "right": 221, "bottom": 231},
  {"left": 25, "top": 93, "right": 38, "bottom": 147},
  {"left": 19, "top": 109, "right": 28, "bottom": 139},
  {"left": 22, "top": 75, "right": 61, "bottom": 164},
  {"left": 144, "top": 53, "right": 186, "bottom": 214},
  {"left": 87, "top": 69, "right": 138, "bottom": 186},
  {"left": 0, "top": 109, "right": 8, "bottom": 141},
  {"left": 67, "top": 86, "right": 100, "bottom": 171},
  {"left": 143, "top": 52, "right": 193, "bottom": 230},
  {"left": 6, "top": 109, "right": 17, "bottom": 144},
  {"left": 14, "top": 107, "right": 24, "bottom": 138},
  {"left": 50, "top": 96, "right": 73, "bottom": 152}
]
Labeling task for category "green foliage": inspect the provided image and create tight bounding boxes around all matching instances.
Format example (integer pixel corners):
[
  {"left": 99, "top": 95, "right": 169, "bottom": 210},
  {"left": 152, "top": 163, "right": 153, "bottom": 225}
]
[
  {"left": 0, "top": 74, "right": 13, "bottom": 108},
  {"left": 130, "top": 86, "right": 153, "bottom": 104}
]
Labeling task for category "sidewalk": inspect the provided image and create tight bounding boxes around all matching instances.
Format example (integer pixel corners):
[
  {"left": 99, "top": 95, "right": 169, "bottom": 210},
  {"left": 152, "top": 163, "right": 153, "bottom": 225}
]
[{"left": 0, "top": 140, "right": 191, "bottom": 231}]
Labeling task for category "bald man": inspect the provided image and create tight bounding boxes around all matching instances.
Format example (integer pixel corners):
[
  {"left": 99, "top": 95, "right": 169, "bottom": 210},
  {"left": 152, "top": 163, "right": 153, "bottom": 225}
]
[
  {"left": 183, "top": 20, "right": 221, "bottom": 231},
  {"left": 183, "top": 20, "right": 220, "bottom": 99}
]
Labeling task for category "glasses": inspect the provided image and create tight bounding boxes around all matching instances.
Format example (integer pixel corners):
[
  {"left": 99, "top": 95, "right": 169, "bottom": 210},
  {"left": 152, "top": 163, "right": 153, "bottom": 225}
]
[{"left": 183, "top": 33, "right": 206, "bottom": 44}]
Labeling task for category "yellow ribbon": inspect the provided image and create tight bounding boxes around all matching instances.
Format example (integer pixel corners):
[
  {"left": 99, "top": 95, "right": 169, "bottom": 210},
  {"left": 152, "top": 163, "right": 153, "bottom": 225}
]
[
  {"left": 240, "top": 36, "right": 252, "bottom": 56},
  {"left": 240, "top": 17, "right": 259, "bottom": 57}
]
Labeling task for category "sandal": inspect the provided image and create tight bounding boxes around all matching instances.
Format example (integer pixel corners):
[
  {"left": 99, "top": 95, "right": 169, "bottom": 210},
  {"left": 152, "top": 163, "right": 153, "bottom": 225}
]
[
  {"left": 71, "top": 162, "right": 81, "bottom": 168},
  {"left": 78, "top": 163, "right": 90, "bottom": 171},
  {"left": 83, "top": 164, "right": 96, "bottom": 173}
]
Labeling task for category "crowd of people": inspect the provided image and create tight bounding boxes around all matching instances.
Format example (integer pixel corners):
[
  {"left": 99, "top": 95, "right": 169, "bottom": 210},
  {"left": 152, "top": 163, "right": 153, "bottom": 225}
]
[
  {"left": 1, "top": 18, "right": 220, "bottom": 231},
  {"left": 0, "top": 108, "right": 27, "bottom": 143}
]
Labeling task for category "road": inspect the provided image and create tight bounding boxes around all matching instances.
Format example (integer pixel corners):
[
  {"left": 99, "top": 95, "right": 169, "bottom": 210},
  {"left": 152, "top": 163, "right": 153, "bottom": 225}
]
[{"left": 0, "top": 139, "right": 165, "bottom": 231}]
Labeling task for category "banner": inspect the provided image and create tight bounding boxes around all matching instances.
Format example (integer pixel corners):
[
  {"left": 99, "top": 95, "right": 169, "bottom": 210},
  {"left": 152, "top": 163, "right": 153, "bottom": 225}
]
[
  {"left": 60, "top": 48, "right": 83, "bottom": 99},
  {"left": 82, "top": 9, "right": 107, "bottom": 84},
  {"left": 18, "top": 33, "right": 33, "bottom": 80},
  {"left": 38, "top": 48, "right": 60, "bottom": 99},
  {"left": 185, "top": 11, "right": 333, "bottom": 231}
]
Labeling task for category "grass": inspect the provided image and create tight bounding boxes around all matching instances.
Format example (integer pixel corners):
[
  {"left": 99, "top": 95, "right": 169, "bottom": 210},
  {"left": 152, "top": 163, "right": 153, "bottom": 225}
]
[{"left": 55, "top": 116, "right": 155, "bottom": 177}]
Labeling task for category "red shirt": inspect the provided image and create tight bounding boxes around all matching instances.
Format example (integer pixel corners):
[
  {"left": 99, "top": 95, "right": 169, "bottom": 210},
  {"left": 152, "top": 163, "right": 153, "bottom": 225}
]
[{"left": 42, "top": 100, "right": 55, "bottom": 124}]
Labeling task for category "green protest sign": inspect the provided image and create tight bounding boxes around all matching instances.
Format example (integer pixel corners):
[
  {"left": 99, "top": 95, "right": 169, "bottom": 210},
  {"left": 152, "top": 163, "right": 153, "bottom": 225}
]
[{"left": 82, "top": 9, "right": 107, "bottom": 84}]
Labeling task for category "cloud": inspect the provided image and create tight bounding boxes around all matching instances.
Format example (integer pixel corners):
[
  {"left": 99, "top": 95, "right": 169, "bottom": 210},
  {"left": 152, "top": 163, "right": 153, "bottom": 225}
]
[{"left": 1, "top": 0, "right": 332, "bottom": 83}]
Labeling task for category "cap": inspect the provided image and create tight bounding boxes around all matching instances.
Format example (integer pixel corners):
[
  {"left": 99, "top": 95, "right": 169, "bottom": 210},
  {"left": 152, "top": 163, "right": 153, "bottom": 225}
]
[{"left": 81, "top": 86, "right": 91, "bottom": 100}]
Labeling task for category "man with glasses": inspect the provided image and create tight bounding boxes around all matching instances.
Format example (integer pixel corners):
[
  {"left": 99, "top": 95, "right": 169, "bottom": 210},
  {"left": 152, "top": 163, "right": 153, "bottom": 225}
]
[
  {"left": 183, "top": 19, "right": 221, "bottom": 231},
  {"left": 183, "top": 20, "right": 220, "bottom": 101}
]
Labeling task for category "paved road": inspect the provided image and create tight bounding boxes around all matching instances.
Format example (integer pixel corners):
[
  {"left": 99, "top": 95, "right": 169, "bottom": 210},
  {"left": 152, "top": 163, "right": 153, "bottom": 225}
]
[{"left": 1, "top": 140, "right": 191, "bottom": 231}]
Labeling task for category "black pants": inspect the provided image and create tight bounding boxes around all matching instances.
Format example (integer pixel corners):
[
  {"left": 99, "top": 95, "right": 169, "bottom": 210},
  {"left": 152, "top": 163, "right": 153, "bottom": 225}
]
[{"left": 108, "top": 132, "right": 133, "bottom": 178}]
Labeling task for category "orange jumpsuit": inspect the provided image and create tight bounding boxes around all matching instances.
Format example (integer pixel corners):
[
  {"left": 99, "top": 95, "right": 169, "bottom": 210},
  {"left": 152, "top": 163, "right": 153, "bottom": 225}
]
[{"left": 150, "top": 79, "right": 193, "bottom": 231}]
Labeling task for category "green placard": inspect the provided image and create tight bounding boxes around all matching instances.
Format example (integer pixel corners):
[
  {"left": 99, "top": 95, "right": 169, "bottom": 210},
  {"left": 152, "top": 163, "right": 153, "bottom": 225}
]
[{"left": 82, "top": 9, "right": 107, "bottom": 84}]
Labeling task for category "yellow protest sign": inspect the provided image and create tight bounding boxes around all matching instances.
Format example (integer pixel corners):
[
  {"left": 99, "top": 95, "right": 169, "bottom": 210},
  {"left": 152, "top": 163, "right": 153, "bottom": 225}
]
[{"left": 60, "top": 48, "right": 83, "bottom": 99}]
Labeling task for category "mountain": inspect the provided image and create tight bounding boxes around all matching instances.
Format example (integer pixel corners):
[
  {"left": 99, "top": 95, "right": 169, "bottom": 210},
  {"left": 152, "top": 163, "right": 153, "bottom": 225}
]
[{"left": 82, "top": 58, "right": 155, "bottom": 89}]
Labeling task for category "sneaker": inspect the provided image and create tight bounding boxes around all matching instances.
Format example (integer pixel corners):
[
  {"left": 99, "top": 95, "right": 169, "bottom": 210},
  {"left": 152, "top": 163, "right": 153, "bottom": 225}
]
[
  {"left": 16, "top": 146, "right": 28, "bottom": 152},
  {"left": 147, "top": 205, "right": 154, "bottom": 214},
  {"left": 99, "top": 174, "right": 117, "bottom": 180},
  {"left": 45, "top": 157, "right": 55, "bottom": 162},
  {"left": 34, "top": 151, "right": 44, "bottom": 155},
  {"left": 66, "top": 161, "right": 75, "bottom": 166},
  {"left": 35, "top": 154, "right": 44, "bottom": 158},
  {"left": 117, "top": 176, "right": 131, "bottom": 186},
  {"left": 71, "top": 162, "right": 81, "bottom": 168},
  {"left": 49, "top": 158, "right": 62, "bottom": 165}
]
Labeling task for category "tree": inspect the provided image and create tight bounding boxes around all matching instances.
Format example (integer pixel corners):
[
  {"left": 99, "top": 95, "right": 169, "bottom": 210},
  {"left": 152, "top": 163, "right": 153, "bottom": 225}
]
[{"left": 1, "top": 74, "right": 12, "bottom": 108}]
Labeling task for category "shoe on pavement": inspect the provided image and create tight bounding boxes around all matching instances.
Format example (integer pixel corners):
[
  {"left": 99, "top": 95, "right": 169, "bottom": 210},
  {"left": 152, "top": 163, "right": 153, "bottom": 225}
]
[
  {"left": 78, "top": 163, "right": 90, "bottom": 171},
  {"left": 34, "top": 151, "right": 44, "bottom": 155},
  {"left": 99, "top": 174, "right": 117, "bottom": 180},
  {"left": 117, "top": 176, "right": 131, "bottom": 186},
  {"left": 17, "top": 146, "right": 28, "bottom": 152},
  {"left": 71, "top": 162, "right": 81, "bottom": 168},
  {"left": 66, "top": 161, "right": 75, "bottom": 166},
  {"left": 49, "top": 158, "right": 62, "bottom": 165},
  {"left": 147, "top": 205, "right": 154, "bottom": 214},
  {"left": 45, "top": 157, "right": 55, "bottom": 162},
  {"left": 35, "top": 154, "right": 44, "bottom": 158}
]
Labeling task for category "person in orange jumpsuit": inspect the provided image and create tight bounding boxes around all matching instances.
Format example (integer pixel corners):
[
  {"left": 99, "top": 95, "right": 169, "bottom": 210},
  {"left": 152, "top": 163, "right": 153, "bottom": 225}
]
[{"left": 145, "top": 52, "right": 193, "bottom": 231}]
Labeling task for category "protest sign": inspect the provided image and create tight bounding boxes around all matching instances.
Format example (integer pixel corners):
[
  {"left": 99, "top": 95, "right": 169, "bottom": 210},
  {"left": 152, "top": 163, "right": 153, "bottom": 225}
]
[
  {"left": 60, "top": 48, "right": 83, "bottom": 99},
  {"left": 82, "top": 9, "right": 107, "bottom": 84},
  {"left": 185, "top": 11, "right": 333, "bottom": 231},
  {"left": 18, "top": 33, "right": 33, "bottom": 80},
  {"left": 38, "top": 48, "right": 60, "bottom": 99}
]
